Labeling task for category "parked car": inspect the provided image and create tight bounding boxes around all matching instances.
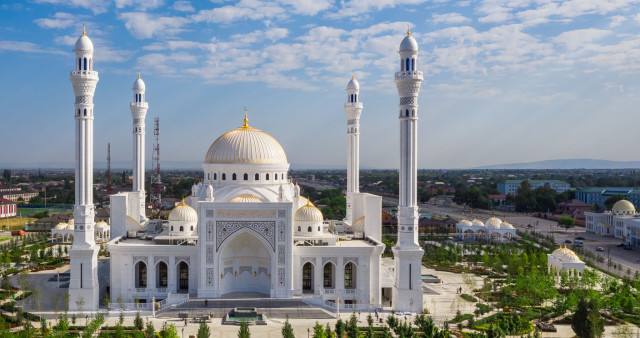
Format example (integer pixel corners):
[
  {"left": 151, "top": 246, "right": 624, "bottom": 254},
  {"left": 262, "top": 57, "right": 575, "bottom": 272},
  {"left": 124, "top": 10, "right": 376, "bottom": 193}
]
[
  {"left": 617, "top": 243, "right": 626, "bottom": 247},
  {"left": 574, "top": 240, "right": 584, "bottom": 247},
  {"left": 575, "top": 236, "right": 585, "bottom": 240},
  {"left": 596, "top": 247, "right": 604, "bottom": 252},
  {"left": 564, "top": 239, "right": 572, "bottom": 244}
]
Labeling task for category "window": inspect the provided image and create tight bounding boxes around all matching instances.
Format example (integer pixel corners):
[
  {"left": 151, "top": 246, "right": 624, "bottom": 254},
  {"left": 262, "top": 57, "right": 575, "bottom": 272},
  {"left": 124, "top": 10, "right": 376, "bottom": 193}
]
[
  {"left": 179, "top": 226, "right": 184, "bottom": 231},
  {"left": 405, "top": 109, "right": 409, "bottom": 117},
  {"left": 84, "top": 109, "right": 87, "bottom": 116},
  {"left": 222, "top": 173, "right": 226, "bottom": 180},
  {"left": 232, "top": 173, "right": 237, "bottom": 180},
  {"left": 302, "top": 263, "right": 313, "bottom": 292},
  {"left": 84, "top": 58, "right": 87, "bottom": 70},
  {"left": 255, "top": 173, "right": 259, "bottom": 180},
  {"left": 266, "top": 173, "right": 269, "bottom": 180},
  {"left": 405, "top": 58, "right": 410, "bottom": 72},
  {"left": 135, "top": 261, "right": 147, "bottom": 288},
  {"left": 297, "top": 226, "right": 301, "bottom": 232},
  {"left": 157, "top": 262, "right": 168, "bottom": 287},
  {"left": 308, "top": 226, "right": 312, "bottom": 232},
  {"left": 214, "top": 173, "right": 217, "bottom": 180},
  {"left": 78, "top": 58, "right": 81, "bottom": 70},
  {"left": 275, "top": 174, "right": 278, "bottom": 180},
  {"left": 411, "top": 58, "right": 415, "bottom": 71},
  {"left": 318, "top": 226, "right": 321, "bottom": 231},
  {"left": 243, "top": 173, "right": 248, "bottom": 180},
  {"left": 323, "top": 263, "right": 334, "bottom": 288},
  {"left": 345, "top": 262, "right": 355, "bottom": 288},
  {"left": 190, "top": 226, "right": 194, "bottom": 231},
  {"left": 354, "top": 94, "right": 357, "bottom": 102},
  {"left": 171, "top": 226, "right": 174, "bottom": 231}
]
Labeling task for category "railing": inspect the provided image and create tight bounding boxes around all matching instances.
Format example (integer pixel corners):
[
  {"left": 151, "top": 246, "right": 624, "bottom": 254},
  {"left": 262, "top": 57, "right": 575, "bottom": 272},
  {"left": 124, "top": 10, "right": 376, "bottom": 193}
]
[
  {"left": 71, "top": 70, "right": 98, "bottom": 76},
  {"left": 324, "top": 288, "right": 335, "bottom": 294},
  {"left": 345, "top": 289, "right": 356, "bottom": 294},
  {"left": 108, "top": 302, "right": 152, "bottom": 311},
  {"left": 394, "top": 71, "right": 423, "bottom": 79},
  {"left": 135, "top": 288, "right": 147, "bottom": 293},
  {"left": 324, "top": 300, "right": 336, "bottom": 309},
  {"left": 156, "top": 288, "right": 167, "bottom": 293}
]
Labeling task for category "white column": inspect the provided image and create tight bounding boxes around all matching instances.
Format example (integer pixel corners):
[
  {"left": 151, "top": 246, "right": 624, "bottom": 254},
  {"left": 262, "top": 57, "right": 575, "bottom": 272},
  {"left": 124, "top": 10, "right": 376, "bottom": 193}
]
[
  {"left": 345, "top": 76, "right": 362, "bottom": 224},
  {"left": 130, "top": 75, "right": 148, "bottom": 223},
  {"left": 392, "top": 29, "right": 425, "bottom": 313}
]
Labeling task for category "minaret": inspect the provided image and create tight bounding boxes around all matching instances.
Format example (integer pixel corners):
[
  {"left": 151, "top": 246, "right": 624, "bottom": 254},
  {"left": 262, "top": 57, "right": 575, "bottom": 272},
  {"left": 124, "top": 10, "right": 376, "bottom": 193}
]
[
  {"left": 130, "top": 74, "right": 148, "bottom": 223},
  {"left": 69, "top": 25, "right": 99, "bottom": 311},
  {"left": 344, "top": 74, "right": 362, "bottom": 224},
  {"left": 392, "top": 27, "right": 425, "bottom": 313}
]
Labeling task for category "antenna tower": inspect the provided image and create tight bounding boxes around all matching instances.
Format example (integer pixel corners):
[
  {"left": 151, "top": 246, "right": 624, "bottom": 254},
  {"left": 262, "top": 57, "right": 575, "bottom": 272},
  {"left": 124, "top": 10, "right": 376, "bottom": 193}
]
[
  {"left": 106, "top": 142, "right": 112, "bottom": 195},
  {"left": 150, "top": 117, "right": 162, "bottom": 211}
]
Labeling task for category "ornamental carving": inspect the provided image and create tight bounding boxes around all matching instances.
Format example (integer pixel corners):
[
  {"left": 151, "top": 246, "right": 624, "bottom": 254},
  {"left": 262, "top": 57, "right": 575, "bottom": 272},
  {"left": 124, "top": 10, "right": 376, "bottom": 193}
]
[
  {"left": 278, "top": 221, "right": 285, "bottom": 241},
  {"left": 278, "top": 268, "right": 285, "bottom": 286},
  {"left": 133, "top": 256, "right": 148, "bottom": 265},
  {"left": 206, "top": 245, "right": 214, "bottom": 264},
  {"left": 217, "top": 209, "right": 276, "bottom": 218},
  {"left": 278, "top": 210, "right": 286, "bottom": 218},
  {"left": 206, "top": 268, "right": 214, "bottom": 287},
  {"left": 258, "top": 267, "right": 268, "bottom": 276},
  {"left": 206, "top": 221, "right": 214, "bottom": 241},
  {"left": 154, "top": 256, "right": 168, "bottom": 265},
  {"left": 347, "top": 119, "right": 357, "bottom": 125},
  {"left": 176, "top": 256, "right": 190, "bottom": 265},
  {"left": 322, "top": 257, "right": 337, "bottom": 266},
  {"left": 239, "top": 266, "right": 252, "bottom": 274},
  {"left": 277, "top": 245, "right": 286, "bottom": 265},
  {"left": 400, "top": 97, "right": 416, "bottom": 105},
  {"left": 301, "top": 257, "right": 316, "bottom": 266},
  {"left": 223, "top": 267, "right": 233, "bottom": 275},
  {"left": 216, "top": 221, "right": 275, "bottom": 251},
  {"left": 206, "top": 210, "right": 214, "bottom": 218},
  {"left": 75, "top": 96, "right": 92, "bottom": 104},
  {"left": 344, "top": 257, "right": 359, "bottom": 266}
]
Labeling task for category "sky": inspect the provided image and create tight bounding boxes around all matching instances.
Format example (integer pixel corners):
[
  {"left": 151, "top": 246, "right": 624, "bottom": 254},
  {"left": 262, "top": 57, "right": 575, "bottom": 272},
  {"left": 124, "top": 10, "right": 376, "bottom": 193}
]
[{"left": 2, "top": 0, "right": 640, "bottom": 170}]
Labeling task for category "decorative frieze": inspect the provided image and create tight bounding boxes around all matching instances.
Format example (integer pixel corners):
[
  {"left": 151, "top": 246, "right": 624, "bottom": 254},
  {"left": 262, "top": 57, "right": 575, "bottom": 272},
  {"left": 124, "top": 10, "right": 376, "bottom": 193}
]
[
  {"left": 216, "top": 209, "right": 276, "bottom": 218},
  {"left": 216, "top": 221, "right": 275, "bottom": 251}
]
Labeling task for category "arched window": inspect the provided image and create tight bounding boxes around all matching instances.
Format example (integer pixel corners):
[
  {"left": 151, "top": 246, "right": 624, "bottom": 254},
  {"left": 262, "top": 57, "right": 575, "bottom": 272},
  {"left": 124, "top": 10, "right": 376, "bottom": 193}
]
[
  {"left": 275, "top": 174, "right": 278, "bottom": 180},
  {"left": 354, "top": 94, "right": 357, "bottom": 102},
  {"left": 266, "top": 173, "right": 270, "bottom": 180},
  {"left": 135, "top": 261, "right": 147, "bottom": 288},
  {"left": 255, "top": 173, "right": 259, "bottom": 180},
  {"left": 78, "top": 58, "right": 81, "bottom": 70},
  {"left": 178, "top": 261, "right": 189, "bottom": 290},
  {"left": 401, "top": 59, "right": 404, "bottom": 71},
  {"left": 323, "top": 263, "right": 335, "bottom": 288},
  {"left": 405, "top": 109, "right": 409, "bottom": 117},
  {"left": 232, "top": 173, "right": 237, "bottom": 180},
  {"left": 345, "top": 262, "right": 356, "bottom": 288},
  {"left": 406, "top": 58, "right": 410, "bottom": 72},
  {"left": 411, "top": 58, "right": 415, "bottom": 71},
  {"left": 214, "top": 173, "right": 217, "bottom": 180},
  {"left": 77, "top": 109, "right": 80, "bottom": 116},
  {"left": 318, "top": 226, "right": 321, "bottom": 231},
  {"left": 171, "top": 226, "right": 174, "bottom": 231},
  {"left": 222, "top": 173, "right": 226, "bottom": 180},
  {"left": 84, "top": 109, "right": 87, "bottom": 116},
  {"left": 84, "top": 58, "right": 87, "bottom": 70},
  {"left": 297, "top": 226, "right": 301, "bottom": 232},
  {"left": 412, "top": 109, "right": 415, "bottom": 116},
  {"left": 190, "top": 226, "right": 194, "bottom": 231},
  {"left": 307, "top": 226, "right": 312, "bottom": 232},
  {"left": 207, "top": 173, "right": 210, "bottom": 180},
  {"left": 302, "top": 262, "right": 313, "bottom": 293},
  {"left": 179, "top": 226, "right": 184, "bottom": 231},
  {"left": 243, "top": 173, "right": 248, "bottom": 180},
  {"left": 157, "top": 262, "right": 168, "bottom": 288}
]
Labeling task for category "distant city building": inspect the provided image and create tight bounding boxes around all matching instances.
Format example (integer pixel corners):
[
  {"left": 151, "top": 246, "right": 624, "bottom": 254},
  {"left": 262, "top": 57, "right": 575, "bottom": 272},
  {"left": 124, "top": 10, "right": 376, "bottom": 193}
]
[
  {"left": 575, "top": 187, "right": 640, "bottom": 209},
  {"left": 497, "top": 180, "right": 570, "bottom": 195},
  {"left": 0, "top": 199, "right": 16, "bottom": 219},
  {"left": 0, "top": 189, "right": 39, "bottom": 202},
  {"left": 585, "top": 200, "right": 640, "bottom": 246}
]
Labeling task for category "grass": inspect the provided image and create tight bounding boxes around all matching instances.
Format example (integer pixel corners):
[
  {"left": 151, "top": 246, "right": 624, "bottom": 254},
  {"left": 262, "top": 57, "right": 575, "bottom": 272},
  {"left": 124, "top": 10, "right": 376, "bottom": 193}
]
[
  {"left": 0, "top": 217, "right": 37, "bottom": 230},
  {"left": 460, "top": 294, "right": 478, "bottom": 303}
]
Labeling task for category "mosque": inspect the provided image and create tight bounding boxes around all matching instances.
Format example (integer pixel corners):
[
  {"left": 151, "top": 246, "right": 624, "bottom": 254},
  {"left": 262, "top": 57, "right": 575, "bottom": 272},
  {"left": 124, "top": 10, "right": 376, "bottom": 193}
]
[{"left": 65, "top": 27, "right": 426, "bottom": 313}]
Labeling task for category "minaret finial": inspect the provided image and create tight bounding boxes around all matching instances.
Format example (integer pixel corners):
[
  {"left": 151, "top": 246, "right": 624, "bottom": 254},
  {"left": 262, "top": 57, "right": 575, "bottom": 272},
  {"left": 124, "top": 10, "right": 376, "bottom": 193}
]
[
  {"left": 243, "top": 107, "right": 248, "bottom": 127},
  {"left": 407, "top": 24, "right": 411, "bottom": 37},
  {"left": 138, "top": 72, "right": 140, "bottom": 79},
  {"left": 352, "top": 71, "right": 355, "bottom": 80},
  {"left": 83, "top": 24, "right": 86, "bottom": 36}
]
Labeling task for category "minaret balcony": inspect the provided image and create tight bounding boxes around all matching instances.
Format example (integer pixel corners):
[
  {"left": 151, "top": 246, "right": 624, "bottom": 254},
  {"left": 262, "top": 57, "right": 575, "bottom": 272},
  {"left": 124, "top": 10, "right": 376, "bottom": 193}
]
[
  {"left": 344, "top": 102, "right": 363, "bottom": 109},
  {"left": 394, "top": 71, "right": 423, "bottom": 80},
  {"left": 130, "top": 102, "right": 149, "bottom": 108},
  {"left": 71, "top": 70, "right": 99, "bottom": 77}
]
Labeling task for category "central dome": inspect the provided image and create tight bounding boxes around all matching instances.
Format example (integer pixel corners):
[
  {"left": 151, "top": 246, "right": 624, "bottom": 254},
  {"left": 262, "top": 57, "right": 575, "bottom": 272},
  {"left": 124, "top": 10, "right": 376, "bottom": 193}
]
[{"left": 204, "top": 117, "right": 287, "bottom": 164}]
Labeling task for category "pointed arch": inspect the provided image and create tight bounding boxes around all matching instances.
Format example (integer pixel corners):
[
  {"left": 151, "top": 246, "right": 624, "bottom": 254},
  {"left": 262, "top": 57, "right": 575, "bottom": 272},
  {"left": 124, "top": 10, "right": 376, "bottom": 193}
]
[
  {"left": 411, "top": 58, "right": 415, "bottom": 71},
  {"left": 406, "top": 58, "right": 410, "bottom": 72},
  {"left": 83, "top": 57, "right": 87, "bottom": 70},
  {"left": 254, "top": 173, "right": 259, "bottom": 180}
]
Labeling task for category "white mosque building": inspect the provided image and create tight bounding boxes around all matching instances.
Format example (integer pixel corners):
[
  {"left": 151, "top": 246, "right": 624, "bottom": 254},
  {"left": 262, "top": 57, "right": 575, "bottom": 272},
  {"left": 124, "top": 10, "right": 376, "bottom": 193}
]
[
  {"left": 455, "top": 217, "right": 517, "bottom": 242},
  {"left": 65, "top": 28, "right": 426, "bottom": 313}
]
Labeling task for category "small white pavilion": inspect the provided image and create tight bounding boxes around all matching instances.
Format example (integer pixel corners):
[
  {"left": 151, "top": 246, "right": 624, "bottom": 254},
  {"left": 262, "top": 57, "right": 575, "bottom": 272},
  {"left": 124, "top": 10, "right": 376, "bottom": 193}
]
[
  {"left": 51, "top": 219, "right": 111, "bottom": 243},
  {"left": 455, "top": 217, "right": 517, "bottom": 242},
  {"left": 547, "top": 246, "right": 585, "bottom": 277}
]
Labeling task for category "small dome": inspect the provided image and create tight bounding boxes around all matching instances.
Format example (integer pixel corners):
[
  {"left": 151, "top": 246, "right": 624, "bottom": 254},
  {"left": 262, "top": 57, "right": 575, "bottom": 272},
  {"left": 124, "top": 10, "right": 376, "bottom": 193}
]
[
  {"left": 612, "top": 200, "right": 635, "bottom": 213},
  {"left": 471, "top": 219, "right": 485, "bottom": 227},
  {"left": 552, "top": 247, "right": 581, "bottom": 263},
  {"left": 55, "top": 222, "right": 69, "bottom": 230},
  {"left": 75, "top": 34, "right": 94, "bottom": 51},
  {"left": 229, "top": 195, "right": 262, "bottom": 203},
  {"left": 500, "top": 222, "right": 514, "bottom": 230},
  {"left": 169, "top": 200, "right": 198, "bottom": 222},
  {"left": 126, "top": 216, "right": 143, "bottom": 232},
  {"left": 347, "top": 77, "right": 359, "bottom": 90},
  {"left": 95, "top": 221, "right": 109, "bottom": 229},
  {"left": 399, "top": 33, "right": 418, "bottom": 52},
  {"left": 133, "top": 76, "right": 145, "bottom": 90},
  {"left": 458, "top": 219, "right": 472, "bottom": 227},
  {"left": 295, "top": 203, "right": 323, "bottom": 222},
  {"left": 349, "top": 216, "right": 365, "bottom": 232},
  {"left": 486, "top": 217, "right": 502, "bottom": 229}
]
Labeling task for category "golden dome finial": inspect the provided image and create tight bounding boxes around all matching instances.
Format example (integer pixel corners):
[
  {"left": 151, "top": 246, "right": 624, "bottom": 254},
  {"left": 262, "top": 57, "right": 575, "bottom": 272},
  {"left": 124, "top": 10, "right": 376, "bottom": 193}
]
[
  {"left": 243, "top": 107, "right": 248, "bottom": 127},
  {"left": 83, "top": 24, "right": 86, "bottom": 36},
  {"left": 352, "top": 71, "right": 355, "bottom": 80},
  {"left": 407, "top": 24, "right": 411, "bottom": 37},
  {"left": 138, "top": 72, "right": 140, "bottom": 79},
  {"left": 180, "top": 197, "right": 186, "bottom": 206}
]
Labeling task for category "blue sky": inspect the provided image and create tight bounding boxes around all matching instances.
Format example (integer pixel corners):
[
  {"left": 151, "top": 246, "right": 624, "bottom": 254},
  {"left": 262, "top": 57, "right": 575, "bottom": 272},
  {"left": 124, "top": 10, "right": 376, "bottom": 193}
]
[{"left": 2, "top": 0, "right": 640, "bottom": 170}]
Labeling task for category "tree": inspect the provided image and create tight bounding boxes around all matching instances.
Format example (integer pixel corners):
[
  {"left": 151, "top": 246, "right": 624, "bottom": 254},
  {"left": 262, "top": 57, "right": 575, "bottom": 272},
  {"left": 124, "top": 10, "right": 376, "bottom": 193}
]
[
  {"left": 347, "top": 313, "right": 359, "bottom": 338},
  {"left": 335, "top": 318, "right": 346, "bottom": 338},
  {"left": 2, "top": 169, "right": 10, "bottom": 183},
  {"left": 145, "top": 320, "right": 156, "bottom": 338},
  {"left": 558, "top": 216, "right": 575, "bottom": 229},
  {"left": 313, "top": 321, "right": 326, "bottom": 338},
  {"left": 572, "top": 298, "right": 604, "bottom": 338},
  {"left": 197, "top": 320, "right": 211, "bottom": 338},
  {"left": 604, "top": 194, "right": 629, "bottom": 211},
  {"left": 134, "top": 311, "right": 143, "bottom": 331},
  {"left": 238, "top": 320, "right": 250, "bottom": 338},
  {"left": 160, "top": 322, "right": 179, "bottom": 338},
  {"left": 515, "top": 180, "right": 536, "bottom": 212},
  {"left": 282, "top": 317, "right": 295, "bottom": 338}
]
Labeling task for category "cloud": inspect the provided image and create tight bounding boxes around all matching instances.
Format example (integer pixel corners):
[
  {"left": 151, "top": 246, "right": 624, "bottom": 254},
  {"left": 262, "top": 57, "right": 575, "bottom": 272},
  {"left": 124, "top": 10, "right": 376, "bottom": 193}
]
[
  {"left": 553, "top": 28, "right": 612, "bottom": 50},
  {"left": 0, "top": 40, "right": 67, "bottom": 55},
  {"left": 34, "top": 12, "right": 76, "bottom": 29},
  {"left": 115, "top": 0, "right": 164, "bottom": 10},
  {"left": 609, "top": 15, "right": 626, "bottom": 27},
  {"left": 172, "top": 0, "right": 195, "bottom": 12},
  {"left": 119, "top": 12, "right": 190, "bottom": 39},
  {"left": 516, "top": 0, "right": 640, "bottom": 26},
  {"left": 34, "top": 0, "right": 109, "bottom": 14},
  {"left": 191, "top": 0, "right": 287, "bottom": 23},
  {"left": 326, "top": 0, "right": 428, "bottom": 19},
  {"left": 278, "top": 0, "right": 333, "bottom": 15},
  {"left": 431, "top": 13, "right": 471, "bottom": 24}
]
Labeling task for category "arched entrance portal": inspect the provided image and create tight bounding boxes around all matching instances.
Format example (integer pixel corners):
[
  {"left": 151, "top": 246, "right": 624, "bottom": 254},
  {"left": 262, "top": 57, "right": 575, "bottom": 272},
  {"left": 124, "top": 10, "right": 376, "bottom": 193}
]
[
  {"left": 178, "top": 261, "right": 189, "bottom": 292},
  {"left": 219, "top": 231, "right": 272, "bottom": 296}
]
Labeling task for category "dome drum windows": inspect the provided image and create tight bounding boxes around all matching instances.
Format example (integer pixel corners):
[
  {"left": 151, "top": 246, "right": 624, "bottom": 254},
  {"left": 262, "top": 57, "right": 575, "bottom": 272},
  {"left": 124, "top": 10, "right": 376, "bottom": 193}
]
[
  {"left": 243, "top": 173, "right": 248, "bottom": 181},
  {"left": 255, "top": 173, "right": 259, "bottom": 180}
]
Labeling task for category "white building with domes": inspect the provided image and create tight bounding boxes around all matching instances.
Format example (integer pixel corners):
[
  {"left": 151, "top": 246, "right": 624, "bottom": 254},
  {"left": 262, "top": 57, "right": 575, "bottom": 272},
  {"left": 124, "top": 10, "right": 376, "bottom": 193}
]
[
  {"left": 65, "top": 28, "right": 427, "bottom": 313},
  {"left": 547, "top": 246, "right": 585, "bottom": 277},
  {"left": 455, "top": 217, "right": 516, "bottom": 242},
  {"left": 585, "top": 199, "right": 640, "bottom": 247}
]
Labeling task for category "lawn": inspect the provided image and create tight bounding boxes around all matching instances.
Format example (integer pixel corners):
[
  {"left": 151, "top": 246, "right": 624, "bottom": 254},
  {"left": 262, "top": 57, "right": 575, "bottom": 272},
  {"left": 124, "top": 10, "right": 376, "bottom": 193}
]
[{"left": 0, "top": 217, "right": 37, "bottom": 230}]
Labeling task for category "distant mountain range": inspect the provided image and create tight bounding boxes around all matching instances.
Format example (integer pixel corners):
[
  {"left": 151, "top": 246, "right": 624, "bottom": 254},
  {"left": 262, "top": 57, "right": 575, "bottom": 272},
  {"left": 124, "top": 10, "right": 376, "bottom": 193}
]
[{"left": 473, "top": 159, "right": 640, "bottom": 170}]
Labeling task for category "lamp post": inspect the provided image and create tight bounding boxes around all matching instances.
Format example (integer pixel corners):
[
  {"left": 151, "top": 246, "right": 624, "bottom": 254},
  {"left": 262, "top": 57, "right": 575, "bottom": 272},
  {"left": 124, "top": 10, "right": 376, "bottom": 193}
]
[{"left": 337, "top": 297, "right": 340, "bottom": 319}]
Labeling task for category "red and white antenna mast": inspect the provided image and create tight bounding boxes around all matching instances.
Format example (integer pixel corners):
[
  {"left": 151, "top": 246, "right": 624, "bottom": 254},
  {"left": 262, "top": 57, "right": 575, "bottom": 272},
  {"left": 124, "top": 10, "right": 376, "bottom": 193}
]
[{"left": 150, "top": 117, "right": 162, "bottom": 211}]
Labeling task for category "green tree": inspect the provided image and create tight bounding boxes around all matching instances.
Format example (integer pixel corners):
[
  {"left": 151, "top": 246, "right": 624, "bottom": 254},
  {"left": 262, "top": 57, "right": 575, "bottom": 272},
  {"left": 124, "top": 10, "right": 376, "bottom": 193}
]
[
  {"left": 572, "top": 298, "right": 604, "bottom": 338},
  {"left": 197, "top": 321, "right": 211, "bottom": 338},
  {"left": 2, "top": 169, "right": 11, "bottom": 183},
  {"left": 160, "top": 322, "right": 179, "bottom": 338},
  {"left": 282, "top": 317, "right": 295, "bottom": 338},
  {"left": 145, "top": 320, "right": 156, "bottom": 338},
  {"left": 558, "top": 216, "right": 575, "bottom": 228},
  {"left": 313, "top": 321, "right": 326, "bottom": 338},
  {"left": 134, "top": 311, "right": 143, "bottom": 331},
  {"left": 604, "top": 194, "right": 629, "bottom": 211},
  {"left": 515, "top": 180, "right": 536, "bottom": 212},
  {"left": 335, "top": 318, "right": 346, "bottom": 338},
  {"left": 238, "top": 320, "right": 250, "bottom": 338},
  {"left": 346, "top": 313, "right": 359, "bottom": 338}
]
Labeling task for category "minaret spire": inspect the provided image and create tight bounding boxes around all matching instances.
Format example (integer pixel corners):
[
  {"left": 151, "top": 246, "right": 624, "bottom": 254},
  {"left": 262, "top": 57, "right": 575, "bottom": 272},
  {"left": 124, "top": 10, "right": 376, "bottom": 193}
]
[
  {"left": 392, "top": 28, "right": 424, "bottom": 313},
  {"left": 131, "top": 73, "right": 148, "bottom": 223},
  {"left": 243, "top": 107, "right": 249, "bottom": 127},
  {"left": 344, "top": 74, "right": 362, "bottom": 224},
  {"left": 69, "top": 28, "right": 99, "bottom": 312}
]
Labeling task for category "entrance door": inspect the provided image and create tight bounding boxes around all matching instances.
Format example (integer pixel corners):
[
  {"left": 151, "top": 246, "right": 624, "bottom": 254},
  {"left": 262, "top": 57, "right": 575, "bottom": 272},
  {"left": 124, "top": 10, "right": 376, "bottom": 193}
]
[
  {"left": 178, "top": 261, "right": 189, "bottom": 291},
  {"left": 302, "top": 262, "right": 313, "bottom": 293}
]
